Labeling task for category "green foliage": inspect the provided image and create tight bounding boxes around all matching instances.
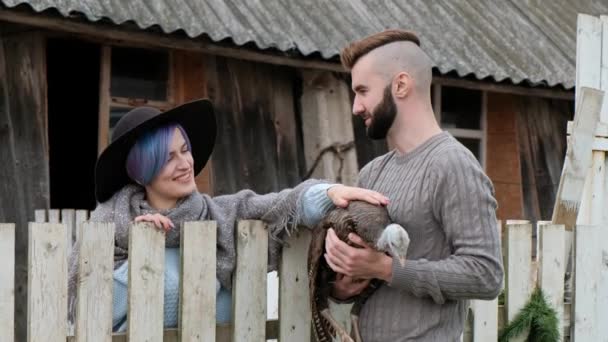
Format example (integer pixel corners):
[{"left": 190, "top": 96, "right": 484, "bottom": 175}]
[{"left": 499, "top": 287, "right": 560, "bottom": 342}]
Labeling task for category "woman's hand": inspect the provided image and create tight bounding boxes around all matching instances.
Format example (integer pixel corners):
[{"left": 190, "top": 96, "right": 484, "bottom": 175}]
[
  {"left": 134, "top": 213, "right": 175, "bottom": 232},
  {"left": 326, "top": 185, "right": 389, "bottom": 208}
]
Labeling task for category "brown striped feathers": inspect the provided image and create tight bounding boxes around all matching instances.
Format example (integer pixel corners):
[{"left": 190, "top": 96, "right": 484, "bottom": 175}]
[{"left": 308, "top": 201, "right": 409, "bottom": 342}]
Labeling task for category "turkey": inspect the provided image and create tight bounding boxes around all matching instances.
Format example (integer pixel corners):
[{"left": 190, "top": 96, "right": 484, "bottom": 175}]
[{"left": 308, "top": 200, "right": 410, "bottom": 342}]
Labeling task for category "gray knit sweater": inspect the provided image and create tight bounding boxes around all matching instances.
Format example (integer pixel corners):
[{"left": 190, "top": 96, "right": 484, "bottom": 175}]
[{"left": 357, "top": 132, "right": 503, "bottom": 342}]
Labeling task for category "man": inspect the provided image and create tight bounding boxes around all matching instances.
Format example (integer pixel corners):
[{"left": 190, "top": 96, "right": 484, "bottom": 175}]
[{"left": 324, "top": 30, "right": 503, "bottom": 341}]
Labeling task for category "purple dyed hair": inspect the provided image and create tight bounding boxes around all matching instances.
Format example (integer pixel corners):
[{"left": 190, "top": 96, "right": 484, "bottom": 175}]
[{"left": 126, "top": 123, "right": 192, "bottom": 186}]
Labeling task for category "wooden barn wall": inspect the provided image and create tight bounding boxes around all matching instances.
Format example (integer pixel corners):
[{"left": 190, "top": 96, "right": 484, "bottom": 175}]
[
  {"left": 516, "top": 96, "right": 573, "bottom": 223},
  {"left": 0, "top": 31, "right": 48, "bottom": 341},
  {"left": 203, "top": 56, "right": 301, "bottom": 195},
  {"left": 486, "top": 92, "right": 524, "bottom": 220}
]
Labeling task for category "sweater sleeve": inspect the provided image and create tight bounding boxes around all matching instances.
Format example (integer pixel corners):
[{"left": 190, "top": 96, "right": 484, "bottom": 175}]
[{"left": 389, "top": 148, "right": 504, "bottom": 303}]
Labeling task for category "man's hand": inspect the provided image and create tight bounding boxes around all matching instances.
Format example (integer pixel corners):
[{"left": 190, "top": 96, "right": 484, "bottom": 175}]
[
  {"left": 324, "top": 228, "right": 393, "bottom": 282},
  {"left": 327, "top": 185, "right": 389, "bottom": 208},
  {"left": 331, "top": 274, "right": 371, "bottom": 301}
]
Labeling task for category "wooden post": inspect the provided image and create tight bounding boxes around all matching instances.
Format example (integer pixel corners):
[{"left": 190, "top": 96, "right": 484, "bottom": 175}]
[
  {"left": 232, "top": 220, "right": 268, "bottom": 342},
  {"left": 27, "top": 223, "right": 67, "bottom": 342},
  {"left": 179, "top": 221, "right": 217, "bottom": 342},
  {"left": 75, "top": 222, "right": 114, "bottom": 342},
  {"left": 504, "top": 221, "right": 533, "bottom": 342},
  {"left": 573, "top": 224, "right": 608, "bottom": 341},
  {"left": 300, "top": 70, "right": 358, "bottom": 185},
  {"left": 538, "top": 222, "right": 566, "bottom": 341},
  {"left": 470, "top": 299, "right": 498, "bottom": 342},
  {"left": 127, "top": 223, "right": 165, "bottom": 342},
  {"left": 279, "top": 229, "right": 312, "bottom": 342},
  {"left": 61, "top": 209, "right": 75, "bottom": 255},
  {"left": 0, "top": 224, "right": 14, "bottom": 341}
]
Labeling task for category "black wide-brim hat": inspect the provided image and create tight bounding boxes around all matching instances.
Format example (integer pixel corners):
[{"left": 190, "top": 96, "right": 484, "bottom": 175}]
[{"left": 95, "top": 99, "right": 216, "bottom": 203}]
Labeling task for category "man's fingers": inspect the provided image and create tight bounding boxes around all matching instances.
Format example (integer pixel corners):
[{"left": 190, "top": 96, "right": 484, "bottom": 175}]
[{"left": 325, "top": 254, "right": 348, "bottom": 275}]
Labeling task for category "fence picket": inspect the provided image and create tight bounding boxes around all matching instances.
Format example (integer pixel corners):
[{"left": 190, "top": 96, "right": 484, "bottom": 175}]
[
  {"left": 34, "top": 209, "right": 46, "bottom": 223},
  {"left": 180, "top": 221, "right": 217, "bottom": 341},
  {"left": 505, "top": 221, "right": 533, "bottom": 342},
  {"left": 232, "top": 220, "right": 268, "bottom": 342},
  {"left": 27, "top": 222, "right": 67, "bottom": 342},
  {"left": 0, "top": 224, "right": 15, "bottom": 341},
  {"left": 128, "top": 222, "right": 165, "bottom": 342},
  {"left": 75, "top": 222, "right": 114, "bottom": 342},
  {"left": 538, "top": 222, "right": 566, "bottom": 341},
  {"left": 62, "top": 209, "right": 75, "bottom": 255},
  {"left": 279, "top": 229, "right": 312, "bottom": 342}
]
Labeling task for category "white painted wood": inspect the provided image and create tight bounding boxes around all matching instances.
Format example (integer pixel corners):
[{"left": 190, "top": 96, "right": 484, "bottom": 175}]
[
  {"left": 538, "top": 222, "right": 566, "bottom": 342},
  {"left": 0, "top": 224, "right": 15, "bottom": 341},
  {"left": 232, "top": 220, "right": 268, "bottom": 342},
  {"left": 74, "top": 210, "right": 89, "bottom": 243},
  {"left": 179, "top": 221, "right": 217, "bottom": 342},
  {"left": 75, "top": 222, "right": 114, "bottom": 342},
  {"left": 600, "top": 16, "right": 608, "bottom": 123},
  {"left": 62, "top": 208, "right": 75, "bottom": 254},
  {"left": 300, "top": 70, "right": 359, "bottom": 185},
  {"left": 470, "top": 299, "right": 498, "bottom": 342},
  {"left": 27, "top": 222, "right": 67, "bottom": 342},
  {"left": 573, "top": 224, "right": 608, "bottom": 341},
  {"left": 279, "top": 229, "right": 312, "bottom": 342},
  {"left": 505, "top": 222, "right": 533, "bottom": 342},
  {"left": 48, "top": 209, "right": 60, "bottom": 224},
  {"left": 444, "top": 128, "right": 484, "bottom": 139},
  {"left": 567, "top": 120, "right": 608, "bottom": 137},
  {"left": 575, "top": 14, "right": 602, "bottom": 106},
  {"left": 34, "top": 209, "right": 46, "bottom": 223},
  {"left": 552, "top": 87, "right": 603, "bottom": 229},
  {"left": 127, "top": 223, "right": 165, "bottom": 342}
]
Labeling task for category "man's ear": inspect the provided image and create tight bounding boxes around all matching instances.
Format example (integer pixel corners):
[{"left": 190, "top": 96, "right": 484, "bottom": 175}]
[{"left": 394, "top": 72, "right": 412, "bottom": 99}]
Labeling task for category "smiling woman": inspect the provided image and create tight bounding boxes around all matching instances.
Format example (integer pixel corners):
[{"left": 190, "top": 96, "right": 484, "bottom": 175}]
[{"left": 66, "top": 99, "right": 390, "bottom": 332}]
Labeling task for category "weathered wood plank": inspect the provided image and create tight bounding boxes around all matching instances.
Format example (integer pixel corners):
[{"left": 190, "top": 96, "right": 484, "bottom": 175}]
[
  {"left": 48, "top": 209, "right": 60, "bottom": 224},
  {"left": 300, "top": 70, "right": 358, "bottom": 184},
  {"left": 27, "top": 223, "right": 67, "bottom": 342},
  {"left": 232, "top": 220, "right": 268, "bottom": 342},
  {"left": 98, "top": 45, "right": 111, "bottom": 155},
  {"left": 505, "top": 221, "right": 533, "bottom": 342},
  {"left": 75, "top": 210, "right": 89, "bottom": 243},
  {"left": 573, "top": 224, "right": 608, "bottom": 341},
  {"left": 206, "top": 56, "right": 301, "bottom": 195},
  {"left": 34, "top": 210, "right": 46, "bottom": 223},
  {"left": 538, "top": 222, "right": 566, "bottom": 342},
  {"left": 470, "top": 299, "right": 498, "bottom": 342},
  {"left": 0, "top": 33, "right": 49, "bottom": 342},
  {"left": 62, "top": 209, "right": 75, "bottom": 254},
  {"left": 0, "top": 224, "right": 15, "bottom": 341},
  {"left": 279, "top": 229, "right": 312, "bottom": 342},
  {"left": 75, "top": 222, "right": 114, "bottom": 342},
  {"left": 552, "top": 87, "right": 603, "bottom": 230},
  {"left": 180, "top": 221, "right": 217, "bottom": 342},
  {"left": 127, "top": 223, "right": 165, "bottom": 342}
]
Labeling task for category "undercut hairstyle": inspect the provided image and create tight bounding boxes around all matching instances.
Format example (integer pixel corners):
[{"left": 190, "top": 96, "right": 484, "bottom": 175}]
[
  {"left": 126, "top": 123, "right": 192, "bottom": 186},
  {"left": 340, "top": 29, "right": 420, "bottom": 70}
]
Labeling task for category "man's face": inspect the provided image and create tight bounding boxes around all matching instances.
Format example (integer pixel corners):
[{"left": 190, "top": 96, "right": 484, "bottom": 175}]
[{"left": 351, "top": 57, "right": 397, "bottom": 140}]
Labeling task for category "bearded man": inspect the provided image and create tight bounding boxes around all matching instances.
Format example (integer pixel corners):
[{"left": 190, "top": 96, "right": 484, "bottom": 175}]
[{"left": 323, "top": 30, "right": 504, "bottom": 341}]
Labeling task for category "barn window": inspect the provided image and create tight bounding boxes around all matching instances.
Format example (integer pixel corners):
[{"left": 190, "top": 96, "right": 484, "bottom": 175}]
[
  {"left": 433, "top": 84, "right": 486, "bottom": 166},
  {"left": 98, "top": 46, "right": 174, "bottom": 153}
]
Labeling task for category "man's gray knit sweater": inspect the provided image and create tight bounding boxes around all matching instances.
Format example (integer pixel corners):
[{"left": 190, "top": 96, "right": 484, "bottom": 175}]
[{"left": 357, "top": 132, "right": 503, "bottom": 342}]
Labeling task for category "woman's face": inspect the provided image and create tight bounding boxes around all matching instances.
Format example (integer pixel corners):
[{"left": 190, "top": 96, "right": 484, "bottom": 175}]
[{"left": 146, "top": 128, "right": 196, "bottom": 208}]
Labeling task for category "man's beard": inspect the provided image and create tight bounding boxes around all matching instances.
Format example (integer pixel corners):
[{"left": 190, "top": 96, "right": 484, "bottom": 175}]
[{"left": 366, "top": 85, "right": 397, "bottom": 140}]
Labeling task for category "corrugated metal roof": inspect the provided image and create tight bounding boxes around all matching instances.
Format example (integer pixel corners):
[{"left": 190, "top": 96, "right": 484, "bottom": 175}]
[{"left": 2, "top": 0, "right": 607, "bottom": 89}]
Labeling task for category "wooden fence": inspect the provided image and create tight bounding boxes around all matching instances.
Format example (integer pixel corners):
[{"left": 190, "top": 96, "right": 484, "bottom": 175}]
[{"left": 1, "top": 210, "right": 607, "bottom": 341}]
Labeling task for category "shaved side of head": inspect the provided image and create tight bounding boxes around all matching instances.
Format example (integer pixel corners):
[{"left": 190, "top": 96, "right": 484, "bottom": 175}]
[
  {"left": 341, "top": 29, "right": 433, "bottom": 96},
  {"left": 366, "top": 41, "right": 433, "bottom": 95}
]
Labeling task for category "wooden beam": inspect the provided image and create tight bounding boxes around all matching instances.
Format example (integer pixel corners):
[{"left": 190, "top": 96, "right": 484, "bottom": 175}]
[
  {"left": 97, "top": 45, "right": 111, "bottom": 155},
  {"left": 0, "top": 8, "right": 574, "bottom": 100}
]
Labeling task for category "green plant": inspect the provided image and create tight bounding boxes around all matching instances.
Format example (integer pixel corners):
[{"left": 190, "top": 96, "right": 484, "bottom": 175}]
[{"left": 498, "top": 287, "right": 560, "bottom": 342}]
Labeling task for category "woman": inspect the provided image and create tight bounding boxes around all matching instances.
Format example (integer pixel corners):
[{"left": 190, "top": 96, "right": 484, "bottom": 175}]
[{"left": 67, "top": 99, "right": 388, "bottom": 331}]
